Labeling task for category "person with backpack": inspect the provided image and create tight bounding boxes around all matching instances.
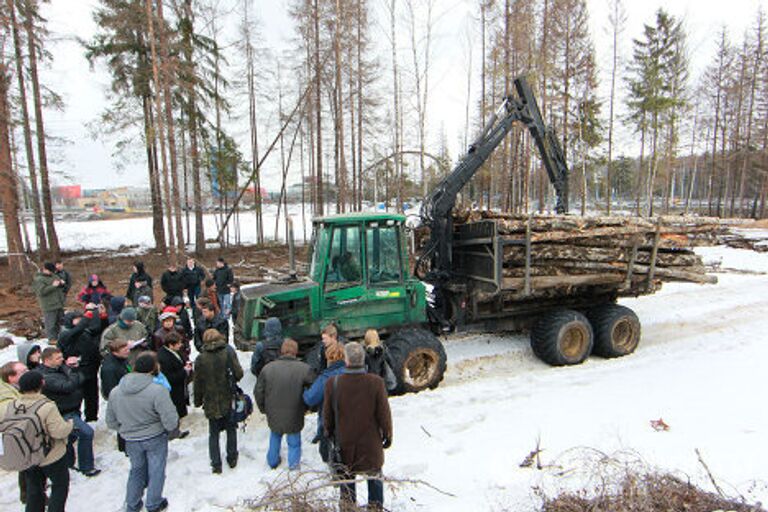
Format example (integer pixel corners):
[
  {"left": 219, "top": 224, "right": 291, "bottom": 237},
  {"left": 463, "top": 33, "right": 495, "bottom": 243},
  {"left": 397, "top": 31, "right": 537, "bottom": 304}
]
[
  {"left": 250, "top": 317, "right": 284, "bottom": 377},
  {"left": 38, "top": 347, "right": 101, "bottom": 477},
  {"left": 255, "top": 339, "right": 314, "bottom": 470},
  {"left": 193, "top": 329, "right": 244, "bottom": 474},
  {"left": 106, "top": 352, "right": 179, "bottom": 512},
  {"left": 9, "top": 371, "right": 74, "bottom": 512},
  {"left": 0, "top": 361, "right": 29, "bottom": 505},
  {"left": 323, "top": 342, "right": 392, "bottom": 511},
  {"left": 302, "top": 342, "right": 345, "bottom": 461}
]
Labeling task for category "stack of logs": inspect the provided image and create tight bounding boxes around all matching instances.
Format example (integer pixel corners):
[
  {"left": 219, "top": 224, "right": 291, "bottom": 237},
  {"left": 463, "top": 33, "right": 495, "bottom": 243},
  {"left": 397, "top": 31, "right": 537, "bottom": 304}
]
[{"left": 454, "top": 211, "right": 722, "bottom": 299}]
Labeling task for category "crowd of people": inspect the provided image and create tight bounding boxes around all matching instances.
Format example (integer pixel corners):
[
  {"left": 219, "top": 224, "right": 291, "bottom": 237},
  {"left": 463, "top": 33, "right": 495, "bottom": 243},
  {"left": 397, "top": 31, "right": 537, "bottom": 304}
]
[{"left": 0, "top": 257, "right": 395, "bottom": 512}]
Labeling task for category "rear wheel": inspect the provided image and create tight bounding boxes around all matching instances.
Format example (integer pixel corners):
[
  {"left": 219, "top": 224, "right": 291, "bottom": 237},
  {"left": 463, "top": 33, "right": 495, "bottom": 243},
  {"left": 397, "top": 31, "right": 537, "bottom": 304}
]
[
  {"left": 587, "top": 304, "right": 641, "bottom": 358},
  {"left": 386, "top": 328, "right": 447, "bottom": 395},
  {"left": 531, "top": 309, "right": 593, "bottom": 366}
]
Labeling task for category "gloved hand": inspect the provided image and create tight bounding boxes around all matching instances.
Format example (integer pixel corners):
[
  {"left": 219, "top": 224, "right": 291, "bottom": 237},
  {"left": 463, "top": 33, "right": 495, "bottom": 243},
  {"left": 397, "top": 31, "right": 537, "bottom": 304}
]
[{"left": 382, "top": 437, "right": 392, "bottom": 449}]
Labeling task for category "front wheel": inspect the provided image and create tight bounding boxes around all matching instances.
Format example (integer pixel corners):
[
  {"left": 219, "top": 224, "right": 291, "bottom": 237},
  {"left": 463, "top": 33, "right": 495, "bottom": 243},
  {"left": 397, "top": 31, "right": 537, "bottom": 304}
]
[
  {"left": 386, "top": 328, "right": 447, "bottom": 395},
  {"left": 531, "top": 309, "right": 593, "bottom": 366}
]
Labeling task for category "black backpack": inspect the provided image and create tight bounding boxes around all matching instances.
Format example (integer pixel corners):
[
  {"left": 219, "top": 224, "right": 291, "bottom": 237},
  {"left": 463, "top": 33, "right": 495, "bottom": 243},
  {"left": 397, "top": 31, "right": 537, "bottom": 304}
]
[{"left": 252, "top": 344, "right": 280, "bottom": 377}]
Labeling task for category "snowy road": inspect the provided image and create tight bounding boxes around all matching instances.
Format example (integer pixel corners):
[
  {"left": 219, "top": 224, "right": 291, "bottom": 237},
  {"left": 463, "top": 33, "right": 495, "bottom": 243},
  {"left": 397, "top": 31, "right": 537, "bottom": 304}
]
[{"left": 0, "top": 246, "right": 766, "bottom": 511}]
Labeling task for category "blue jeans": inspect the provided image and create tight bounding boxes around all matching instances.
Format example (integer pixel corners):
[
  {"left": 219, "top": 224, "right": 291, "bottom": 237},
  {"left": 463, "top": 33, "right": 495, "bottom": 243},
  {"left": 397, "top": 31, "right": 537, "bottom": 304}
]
[
  {"left": 63, "top": 411, "right": 94, "bottom": 472},
  {"left": 339, "top": 473, "right": 384, "bottom": 510},
  {"left": 125, "top": 433, "right": 168, "bottom": 512},
  {"left": 267, "top": 431, "right": 301, "bottom": 469}
]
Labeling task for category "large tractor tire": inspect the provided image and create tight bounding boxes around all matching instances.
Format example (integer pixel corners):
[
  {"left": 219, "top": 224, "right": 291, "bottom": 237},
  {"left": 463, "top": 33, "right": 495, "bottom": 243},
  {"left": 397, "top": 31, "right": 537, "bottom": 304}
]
[
  {"left": 386, "top": 328, "right": 447, "bottom": 395},
  {"left": 531, "top": 309, "right": 593, "bottom": 366},
  {"left": 587, "top": 304, "right": 641, "bottom": 358}
]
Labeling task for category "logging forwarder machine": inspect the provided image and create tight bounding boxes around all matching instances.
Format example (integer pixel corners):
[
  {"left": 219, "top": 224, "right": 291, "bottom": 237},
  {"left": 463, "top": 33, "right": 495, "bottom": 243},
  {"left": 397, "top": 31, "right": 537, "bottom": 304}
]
[{"left": 236, "top": 76, "right": 642, "bottom": 394}]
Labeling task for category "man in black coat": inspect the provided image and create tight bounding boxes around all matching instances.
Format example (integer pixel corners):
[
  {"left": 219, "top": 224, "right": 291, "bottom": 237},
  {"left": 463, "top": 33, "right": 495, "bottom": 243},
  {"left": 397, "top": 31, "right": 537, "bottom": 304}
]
[
  {"left": 181, "top": 257, "right": 206, "bottom": 302},
  {"left": 58, "top": 309, "right": 104, "bottom": 422},
  {"left": 39, "top": 347, "right": 101, "bottom": 477},
  {"left": 160, "top": 264, "right": 185, "bottom": 304},
  {"left": 100, "top": 340, "right": 131, "bottom": 400},
  {"left": 193, "top": 298, "right": 229, "bottom": 351},
  {"left": 126, "top": 261, "right": 153, "bottom": 305},
  {"left": 55, "top": 260, "right": 71, "bottom": 296},
  {"left": 157, "top": 331, "right": 191, "bottom": 420},
  {"left": 212, "top": 258, "right": 234, "bottom": 311}
]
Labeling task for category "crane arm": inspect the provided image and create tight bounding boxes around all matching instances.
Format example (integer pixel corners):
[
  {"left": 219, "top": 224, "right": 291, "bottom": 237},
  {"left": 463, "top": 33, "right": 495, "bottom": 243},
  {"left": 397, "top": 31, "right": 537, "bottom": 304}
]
[{"left": 417, "top": 76, "right": 569, "bottom": 285}]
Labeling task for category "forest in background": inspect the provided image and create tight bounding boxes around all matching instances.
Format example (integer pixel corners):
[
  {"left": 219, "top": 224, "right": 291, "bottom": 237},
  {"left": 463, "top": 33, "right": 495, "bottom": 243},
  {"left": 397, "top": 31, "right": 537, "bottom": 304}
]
[{"left": 0, "top": 0, "right": 767, "bottom": 286}]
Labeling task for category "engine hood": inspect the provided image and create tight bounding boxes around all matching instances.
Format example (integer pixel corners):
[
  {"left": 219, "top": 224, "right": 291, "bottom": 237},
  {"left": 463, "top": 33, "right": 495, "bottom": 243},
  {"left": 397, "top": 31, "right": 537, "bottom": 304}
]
[{"left": 239, "top": 280, "right": 320, "bottom": 342}]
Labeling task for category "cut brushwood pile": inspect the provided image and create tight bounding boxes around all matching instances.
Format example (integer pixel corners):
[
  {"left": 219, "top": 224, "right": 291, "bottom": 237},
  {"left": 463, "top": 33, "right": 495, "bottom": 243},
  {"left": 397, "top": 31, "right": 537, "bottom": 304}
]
[{"left": 452, "top": 211, "right": 723, "bottom": 301}]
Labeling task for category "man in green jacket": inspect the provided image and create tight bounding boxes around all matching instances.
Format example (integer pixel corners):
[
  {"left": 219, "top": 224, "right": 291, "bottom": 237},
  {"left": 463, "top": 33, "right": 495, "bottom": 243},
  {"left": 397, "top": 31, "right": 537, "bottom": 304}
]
[
  {"left": 32, "top": 262, "right": 66, "bottom": 345},
  {"left": 100, "top": 308, "right": 148, "bottom": 358},
  {"left": 194, "top": 329, "right": 243, "bottom": 474}
]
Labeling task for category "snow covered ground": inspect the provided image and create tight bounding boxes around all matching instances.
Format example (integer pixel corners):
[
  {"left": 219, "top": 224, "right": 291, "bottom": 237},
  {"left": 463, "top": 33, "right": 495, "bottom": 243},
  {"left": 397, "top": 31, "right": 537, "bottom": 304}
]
[
  {"left": 0, "top": 245, "right": 767, "bottom": 511},
  {"left": 0, "top": 203, "right": 424, "bottom": 253}
]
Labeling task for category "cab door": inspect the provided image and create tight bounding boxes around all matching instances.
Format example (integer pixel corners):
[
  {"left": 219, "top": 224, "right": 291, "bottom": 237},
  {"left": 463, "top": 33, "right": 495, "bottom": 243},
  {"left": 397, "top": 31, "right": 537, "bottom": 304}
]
[
  {"left": 362, "top": 220, "right": 410, "bottom": 329},
  {"left": 321, "top": 224, "right": 369, "bottom": 334}
]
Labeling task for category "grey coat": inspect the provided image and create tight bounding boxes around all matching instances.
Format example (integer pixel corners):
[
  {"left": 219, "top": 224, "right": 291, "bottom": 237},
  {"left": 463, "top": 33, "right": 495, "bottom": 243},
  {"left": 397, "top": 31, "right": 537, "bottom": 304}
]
[
  {"left": 254, "top": 356, "right": 314, "bottom": 434},
  {"left": 106, "top": 373, "right": 179, "bottom": 441}
]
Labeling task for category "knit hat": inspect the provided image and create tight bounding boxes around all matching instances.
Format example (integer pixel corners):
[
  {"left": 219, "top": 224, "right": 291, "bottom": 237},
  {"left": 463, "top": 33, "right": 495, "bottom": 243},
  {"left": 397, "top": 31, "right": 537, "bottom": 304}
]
[
  {"left": 19, "top": 371, "right": 44, "bottom": 393},
  {"left": 43, "top": 262, "right": 57, "bottom": 273},
  {"left": 159, "top": 311, "right": 178, "bottom": 322},
  {"left": 137, "top": 295, "right": 151, "bottom": 306},
  {"left": 89, "top": 274, "right": 99, "bottom": 282},
  {"left": 120, "top": 307, "right": 137, "bottom": 322}
]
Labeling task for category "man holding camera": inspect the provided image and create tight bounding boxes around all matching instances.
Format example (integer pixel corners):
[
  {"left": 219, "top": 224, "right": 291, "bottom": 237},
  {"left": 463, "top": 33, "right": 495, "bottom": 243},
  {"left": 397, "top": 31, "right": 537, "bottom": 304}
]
[
  {"left": 39, "top": 347, "right": 101, "bottom": 477},
  {"left": 32, "top": 262, "right": 66, "bottom": 346}
]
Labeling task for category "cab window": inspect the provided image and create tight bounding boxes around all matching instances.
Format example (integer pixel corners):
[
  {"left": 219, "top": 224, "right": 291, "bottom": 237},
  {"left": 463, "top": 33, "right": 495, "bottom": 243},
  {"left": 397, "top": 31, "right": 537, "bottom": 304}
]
[
  {"left": 325, "top": 225, "right": 362, "bottom": 290},
  {"left": 366, "top": 223, "right": 402, "bottom": 285}
]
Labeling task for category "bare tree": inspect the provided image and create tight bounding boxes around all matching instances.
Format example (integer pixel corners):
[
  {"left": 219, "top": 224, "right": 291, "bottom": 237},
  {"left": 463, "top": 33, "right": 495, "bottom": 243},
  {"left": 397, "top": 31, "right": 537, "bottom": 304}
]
[{"left": 605, "top": 0, "right": 626, "bottom": 214}]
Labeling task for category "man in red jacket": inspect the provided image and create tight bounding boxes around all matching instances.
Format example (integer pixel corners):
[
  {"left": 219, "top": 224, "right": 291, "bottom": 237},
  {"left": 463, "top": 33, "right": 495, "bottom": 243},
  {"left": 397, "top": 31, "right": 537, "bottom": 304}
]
[{"left": 323, "top": 342, "right": 392, "bottom": 511}]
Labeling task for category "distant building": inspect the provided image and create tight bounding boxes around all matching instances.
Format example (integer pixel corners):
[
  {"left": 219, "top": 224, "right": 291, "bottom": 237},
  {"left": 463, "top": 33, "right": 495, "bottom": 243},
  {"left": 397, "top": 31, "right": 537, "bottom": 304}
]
[{"left": 76, "top": 186, "right": 151, "bottom": 211}]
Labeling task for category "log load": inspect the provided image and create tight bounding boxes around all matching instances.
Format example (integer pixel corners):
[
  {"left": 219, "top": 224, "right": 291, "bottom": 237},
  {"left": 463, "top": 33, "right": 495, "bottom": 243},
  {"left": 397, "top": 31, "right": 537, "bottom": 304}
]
[{"left": 451, "top": 211, "right": 722, "bottom": 304}]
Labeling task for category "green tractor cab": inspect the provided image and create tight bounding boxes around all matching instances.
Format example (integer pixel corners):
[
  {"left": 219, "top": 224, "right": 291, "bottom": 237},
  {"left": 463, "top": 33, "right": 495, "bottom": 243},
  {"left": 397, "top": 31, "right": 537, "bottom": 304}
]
[{"left": 235, "top": 212, "right": 447, "bottom": 394}]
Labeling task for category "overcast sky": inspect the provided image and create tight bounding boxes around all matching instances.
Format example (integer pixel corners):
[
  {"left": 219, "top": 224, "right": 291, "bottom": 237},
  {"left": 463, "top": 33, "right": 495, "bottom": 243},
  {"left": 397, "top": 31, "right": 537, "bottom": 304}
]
[{"left": 35, "top": 0, "right": 764, "bottom": 191}]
